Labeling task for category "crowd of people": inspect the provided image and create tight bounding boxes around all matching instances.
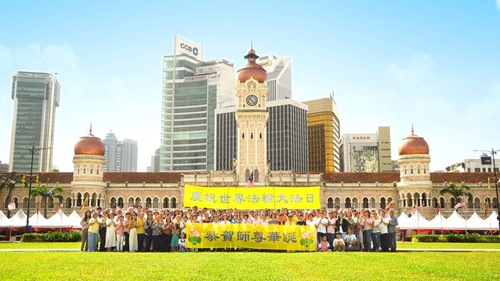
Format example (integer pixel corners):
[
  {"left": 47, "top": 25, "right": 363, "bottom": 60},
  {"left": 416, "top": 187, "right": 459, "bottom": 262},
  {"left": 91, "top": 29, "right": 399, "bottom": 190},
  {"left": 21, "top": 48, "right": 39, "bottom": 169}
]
[{"left": 80, "top": 205, "right": 398, "bottom": 252}]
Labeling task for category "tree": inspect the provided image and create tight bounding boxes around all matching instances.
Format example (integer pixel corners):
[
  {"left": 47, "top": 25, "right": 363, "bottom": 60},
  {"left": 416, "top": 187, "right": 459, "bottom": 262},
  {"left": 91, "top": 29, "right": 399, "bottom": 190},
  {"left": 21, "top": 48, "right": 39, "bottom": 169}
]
[
  {"left": 439, "top": 182, "right": 473, "bottom": 207},
  {"left": 0, "top": 172, "right": 21, "bottom": 218},
  {"left": 30, "top": 184, "right": 64, "bottom": 217}
]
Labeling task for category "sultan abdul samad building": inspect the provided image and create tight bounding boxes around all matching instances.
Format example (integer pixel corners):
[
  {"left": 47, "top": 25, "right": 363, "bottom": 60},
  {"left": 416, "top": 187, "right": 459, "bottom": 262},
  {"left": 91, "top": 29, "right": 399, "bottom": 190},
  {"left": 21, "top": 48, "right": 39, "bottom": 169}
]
[{"left": 1, "top": 48, "right": 498, "bottom": 219}]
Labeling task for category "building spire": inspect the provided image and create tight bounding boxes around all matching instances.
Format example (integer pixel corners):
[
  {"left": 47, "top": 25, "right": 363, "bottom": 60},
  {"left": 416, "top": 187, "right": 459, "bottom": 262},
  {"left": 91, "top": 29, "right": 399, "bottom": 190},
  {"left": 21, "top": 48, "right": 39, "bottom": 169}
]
[
  {"left": 411, "top": 123, "right": 414, "bottom": 135},
  {"left": 89, "top": 122, "right": 93, "bottom": 136}
]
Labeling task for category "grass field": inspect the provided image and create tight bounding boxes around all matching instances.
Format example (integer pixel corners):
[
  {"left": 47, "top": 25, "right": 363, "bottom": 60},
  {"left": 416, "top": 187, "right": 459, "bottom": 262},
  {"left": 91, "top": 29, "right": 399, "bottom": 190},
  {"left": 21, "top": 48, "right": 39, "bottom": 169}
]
[
  {"left": 1, "top": 241, "right": 500, "bottom": 249},
  {"left": 0, "top": 251, "right": 498, "bottom": 280}
]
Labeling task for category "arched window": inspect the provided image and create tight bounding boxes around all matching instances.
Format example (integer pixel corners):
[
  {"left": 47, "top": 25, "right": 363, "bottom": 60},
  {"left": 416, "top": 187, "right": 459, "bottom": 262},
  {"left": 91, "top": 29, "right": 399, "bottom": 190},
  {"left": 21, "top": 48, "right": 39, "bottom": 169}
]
[
  {"left": 135, "top": 197, "right": 142, "bottom": 207},
  {"left": 128, "top": 197, "right": 134, "bottom": 208},
  {"left": 327, "top": 198, "right": 333, "bottom": 209},
  {"left": 440, "top": 197, "right": 445, "bottom": 209},
  {"left": 146, "top": 197, "right": 152, "bottom": 208},
  {"left": 370, "top": 197, "right": 376, "bottom": 209},
  {"left": 65, "top": 197, "right": 72, "bottom": 208},
  {"left": 110, "top": 197, "right": 117, "bottom": 208},
  {"left": 407, "top": 193, "right": 413, "bottom": 207},
  {"left": 414, "top": 193, "right": 420, "bottom": 207},
  {"left": 387, "top": 197, "right": 394, "bottom": 208},
  {"left": 91, "top": 193, "right": 97, "bottom": 207},
  {"left": 163, "top": 197, "right": 169, "bottom": 209},
  {"left": 467, "top": 197, "right": 473, "bottom": 209},
  {"left": 118, "top": 197, "right": 124, "bottom": 208},
  {"left": 153, "top": 198, "right": 159, "bottom": 209},
  {"left": 362, "top": 198, "right": 369, "bottom": 209},
  {"left": 422, "top": 193, "right": 427, "bottom": 207},
  {"left": 493, "top": 197, "right": 498, "bottom": 209},
  {"left": 450, "top": 198, "right": 456, "bottom": 210},
  {"left": 345, "top": 197, "right": 352, "bottom": 209},
  {"left": 474, "top": 197, "right": 481, "bottom": 210},
  {"left": 335, "top": 197, "right": 341, "bottom": 208},
  {"left": 380, "top": 197, "right": 386, "bottom": 209},
  {"left": 352, "top": 198, "right": 359, "bottom": 209},
  {"left": 76, "top": 193, "right": 82, "bottom": 207},
  {"left": 485, "top": 197, "right": 492, "bottom": 209},
  {"left": 171, "top": 198, "right": 177, "bottom": 209},
  {"left": 432, "top": 197, "right": 438, "bottom": 208}
]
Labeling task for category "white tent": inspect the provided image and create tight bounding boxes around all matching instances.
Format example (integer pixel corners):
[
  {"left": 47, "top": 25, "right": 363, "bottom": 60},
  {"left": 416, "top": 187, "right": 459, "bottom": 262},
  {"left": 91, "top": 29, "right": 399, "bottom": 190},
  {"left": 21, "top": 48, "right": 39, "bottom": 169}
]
[
  {"left": 1, "top": 209, "right": 27, "bottom": 228},
  {"left": 400, "top": 210, "right": 431, "bottom": 230},
  {"left": 465, "top": 212, "right": 490, "bottom": 231},
  {"left": 28, "top": 212, "right": 49, "bottom": 228},
  {"left": 0, "top": 210, "right": 6, "bottom": 222},
  {"left": 428, "top": 212, "right": 447, "bottom": 230},
  {"left": 41, "top": 210, "right": 72, "bottom": 228},
  {"left": 442, "top": 211, "right": 466, "bottom": 230},
  {"left": 67, "top": 210, "right": 83, "bottom": 229},
  {"left": 397, "top": 212, "right": 410, "bottom": 228},
  {"left": 486, "top": 211, "right": 499, "bottom": 230}
]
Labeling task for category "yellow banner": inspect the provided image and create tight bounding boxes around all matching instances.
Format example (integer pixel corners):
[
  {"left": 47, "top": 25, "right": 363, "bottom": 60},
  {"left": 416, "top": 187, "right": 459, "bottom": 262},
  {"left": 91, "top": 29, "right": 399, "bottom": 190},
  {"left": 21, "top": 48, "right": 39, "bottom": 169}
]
[
  {"left": 184, "top": 185, "right": 320, "bottom": 210},
  {"left": 186, "top": 223, "right": 317, "bottom": 251}
]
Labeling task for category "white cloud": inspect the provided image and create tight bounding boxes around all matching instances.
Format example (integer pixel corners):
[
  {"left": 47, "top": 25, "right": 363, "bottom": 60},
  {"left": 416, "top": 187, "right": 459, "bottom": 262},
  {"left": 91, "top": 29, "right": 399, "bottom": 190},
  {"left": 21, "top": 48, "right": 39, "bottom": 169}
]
[
  {"left": 386, "top": 54, "right": 436, "bottom": 84},
  {"left": 497, "top": 0, "right": 500, "bottom": 10}
]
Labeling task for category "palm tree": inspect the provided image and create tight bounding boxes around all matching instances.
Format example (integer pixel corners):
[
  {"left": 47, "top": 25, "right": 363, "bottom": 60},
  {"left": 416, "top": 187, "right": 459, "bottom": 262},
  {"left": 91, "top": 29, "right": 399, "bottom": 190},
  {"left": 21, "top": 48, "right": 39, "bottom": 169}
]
[
  {"left": 439, "top": 182, "right": 472, "bottom": 208},
  {"left": 0, "top": 172, "right": 21, "bottom": 218},
  {"left": 30, "top": 184, "right": 64, "bottom": 217}
]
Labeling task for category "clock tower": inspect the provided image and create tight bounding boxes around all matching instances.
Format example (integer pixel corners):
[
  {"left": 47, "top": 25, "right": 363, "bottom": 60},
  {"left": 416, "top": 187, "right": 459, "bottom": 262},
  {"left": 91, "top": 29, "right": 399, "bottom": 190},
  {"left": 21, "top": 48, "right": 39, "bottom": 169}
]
[{"left": 235, "top": 48, "right": 269, "bottom": 184}]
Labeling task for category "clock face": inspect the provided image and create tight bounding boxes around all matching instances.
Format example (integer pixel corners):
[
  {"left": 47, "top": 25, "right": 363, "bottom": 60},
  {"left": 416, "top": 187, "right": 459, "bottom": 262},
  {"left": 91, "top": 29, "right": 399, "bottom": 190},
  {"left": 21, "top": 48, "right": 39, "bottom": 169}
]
[{"left": 246, "top": 94, "right": 258, "bottom": 106}]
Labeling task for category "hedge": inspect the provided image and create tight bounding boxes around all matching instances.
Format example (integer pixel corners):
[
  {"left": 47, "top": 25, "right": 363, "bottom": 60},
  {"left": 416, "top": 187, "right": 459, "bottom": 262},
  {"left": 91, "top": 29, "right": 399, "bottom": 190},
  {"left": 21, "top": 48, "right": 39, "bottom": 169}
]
[
  {"left": 406, "top": 233, "right": 500, "bottom": 243},
  {"left": 21, "top": 231, "right": 81, "bottom": 242}
]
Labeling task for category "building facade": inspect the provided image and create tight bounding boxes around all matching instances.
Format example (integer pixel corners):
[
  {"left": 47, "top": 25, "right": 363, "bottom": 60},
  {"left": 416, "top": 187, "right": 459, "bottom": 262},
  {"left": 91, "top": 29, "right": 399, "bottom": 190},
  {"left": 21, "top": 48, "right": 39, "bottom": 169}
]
[
  {"left": 9, "top": 71, "right": 60, "bottom": 173},
  {"left": 303, "top": 96, "right": 341, "bottom": 173},
  {"left": 160, "top": 40, "right": 235, "bottom": 172},
  {"left": 341, "top": 126, "right": 392, "bottom": 172},
  {"left": 257, "top": 55, "right": 292, "bottom": 101},
  {"left": 103, "top": 132, "right": 138, "bottom": 172},
  {"left": 445, "top": 156, "right": 500, "bottom": 173}
]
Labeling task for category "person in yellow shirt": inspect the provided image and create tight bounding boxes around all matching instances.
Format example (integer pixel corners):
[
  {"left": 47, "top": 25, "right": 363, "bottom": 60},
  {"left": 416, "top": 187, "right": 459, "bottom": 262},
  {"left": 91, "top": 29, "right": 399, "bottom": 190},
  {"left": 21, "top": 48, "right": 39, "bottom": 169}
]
[
  {"left": 88, "top": 212, "right": 100, "bottom": 252},
  {"left": 136, "top": 212, "right": 145, "bottom": 252}
]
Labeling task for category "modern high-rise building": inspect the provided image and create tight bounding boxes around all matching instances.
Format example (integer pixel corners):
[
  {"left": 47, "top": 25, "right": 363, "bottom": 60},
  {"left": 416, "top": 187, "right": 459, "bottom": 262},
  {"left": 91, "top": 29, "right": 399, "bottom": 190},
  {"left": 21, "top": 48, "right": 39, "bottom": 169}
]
[
  {"left": 303, "top": 96, "right": 341, "bottom": 173},
  {"left": 340, "top": 126, "right": 392, "bottom": 172},
  {"left": 0, "top": 161, "right": 8, "bottom": 172},
  {"left": 160, "top": 36, "right": 235, "bottom": 172},
  {"left": 9, "top": 71, "right": 60, "bottom": 172},
  {"left": 103, "top": 132, "right": 138, "bottom": 172},
  {"left": 147, "top": 148, "right": 160, "bottom": 172},
  {"left": 257, "top": 55, "right": 291, "bottom": 101},
  {"left": 215, "top": 99, "right": 308, "bottom": 173},
  {"left": 445, "top": 154, "right": 500, "bottom": 173}
]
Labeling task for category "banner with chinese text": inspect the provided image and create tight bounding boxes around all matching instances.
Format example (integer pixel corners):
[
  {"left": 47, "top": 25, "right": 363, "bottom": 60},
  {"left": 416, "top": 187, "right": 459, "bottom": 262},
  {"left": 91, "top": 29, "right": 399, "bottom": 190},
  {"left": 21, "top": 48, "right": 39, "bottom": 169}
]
[
  {"left": 184, "top": 185, "right": 320, "bottom": 210},
  {"left": 186, "top": 223, "right": 316, "bottom": 251}
]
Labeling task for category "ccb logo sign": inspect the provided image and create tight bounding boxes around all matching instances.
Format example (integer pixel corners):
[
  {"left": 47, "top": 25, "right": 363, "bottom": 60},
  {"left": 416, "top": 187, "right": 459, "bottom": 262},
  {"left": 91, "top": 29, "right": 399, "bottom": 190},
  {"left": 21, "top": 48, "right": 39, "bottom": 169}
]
[{"left": 180, "top": 43, "right": 199, "bottom": 56}]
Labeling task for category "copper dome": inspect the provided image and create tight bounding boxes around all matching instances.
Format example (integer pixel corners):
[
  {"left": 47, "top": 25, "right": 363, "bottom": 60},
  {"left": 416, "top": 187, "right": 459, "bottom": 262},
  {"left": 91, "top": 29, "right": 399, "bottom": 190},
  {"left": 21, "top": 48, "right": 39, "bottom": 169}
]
[
  {"left": 237, "top": 48, "right": 267, "bottom": 83},
  {"left": 398, "top": 129, "right": 429, "bottom": 155},
  {"left": 74, "top": 134, "right": 105, "bottom": 156}
]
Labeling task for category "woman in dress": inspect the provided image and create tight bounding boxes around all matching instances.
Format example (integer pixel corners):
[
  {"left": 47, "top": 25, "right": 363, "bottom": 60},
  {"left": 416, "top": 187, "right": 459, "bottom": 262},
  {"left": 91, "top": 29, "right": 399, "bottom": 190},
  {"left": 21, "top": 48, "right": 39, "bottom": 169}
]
[
  {"left": 105, "top": 212, "right": 117, "bottom": 251},
  {"left": 170, "top": 223, "right": 180, "bottom": 252},
  {"left": 80, "top": 210, "right": 91, "bottom": 251},
  {"left": 129, "top": 213, "right": 138, "bottom": 252}
]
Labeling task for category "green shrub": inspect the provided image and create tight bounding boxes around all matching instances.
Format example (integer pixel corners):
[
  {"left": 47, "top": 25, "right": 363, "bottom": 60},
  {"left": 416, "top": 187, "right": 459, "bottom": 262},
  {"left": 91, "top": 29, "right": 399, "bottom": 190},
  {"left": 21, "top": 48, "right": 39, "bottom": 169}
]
[
  {"left": 406, "top": 233, "right": 500, "bottom": 243},
  {"left": 21, "top": 231, "right": 82, "bottom": 242}
]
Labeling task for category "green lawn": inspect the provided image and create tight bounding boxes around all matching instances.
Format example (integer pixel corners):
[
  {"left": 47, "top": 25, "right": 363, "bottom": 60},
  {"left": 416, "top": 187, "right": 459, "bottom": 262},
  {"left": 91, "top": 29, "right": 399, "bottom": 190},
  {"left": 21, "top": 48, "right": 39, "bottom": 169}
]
[
  {"left": 0, "top": 251, "right": 498, "bottom": 280},
  {"left": 1, "top": 241, "right": 499, "bottom": 250}
]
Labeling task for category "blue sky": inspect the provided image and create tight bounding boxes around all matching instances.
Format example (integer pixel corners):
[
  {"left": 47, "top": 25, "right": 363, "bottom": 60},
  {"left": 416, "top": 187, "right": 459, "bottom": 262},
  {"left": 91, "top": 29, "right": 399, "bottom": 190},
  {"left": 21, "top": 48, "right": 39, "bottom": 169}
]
[{"left": 0, "top": 1, "right": 499, "bottom": 172}]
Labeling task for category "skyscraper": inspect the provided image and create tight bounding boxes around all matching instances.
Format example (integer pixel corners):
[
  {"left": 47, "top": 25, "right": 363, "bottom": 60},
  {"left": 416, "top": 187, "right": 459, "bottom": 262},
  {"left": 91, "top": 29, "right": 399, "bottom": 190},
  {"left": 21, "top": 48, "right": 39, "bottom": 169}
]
[
  {"left": 340, "top": 126, "right": 392, "bottom": 172},
  {"left": 257, "top": 55, "right": 291, "bottom": 101},
  {"left": 160, "top": 36, "right": 234, "bottom": 172},
  {"left": 103, "top": 132, "right": 138, "bottom": 172},
  {"left": 303, "top": 96, "right": 341, "bottom": 173},
  {"left": 9, "top": 71, "right": 60, "bottom": 172}
]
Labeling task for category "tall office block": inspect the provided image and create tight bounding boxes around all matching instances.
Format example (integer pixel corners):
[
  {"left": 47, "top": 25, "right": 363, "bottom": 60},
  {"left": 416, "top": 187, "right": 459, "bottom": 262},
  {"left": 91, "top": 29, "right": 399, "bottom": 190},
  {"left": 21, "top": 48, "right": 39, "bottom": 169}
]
[
  {"left": 341, "top": 126, "right": 392, "bottom": 172},
  {"left": 160, "top": 36, "right": 234, "bottom": 172},
  {"left": 9, "top": 71, "right": 60, "bottom": 172},
  {"left": 257, "top": 55, "right": 291, "bottom": 101},
  {"left": 147, "top": 148, "right": 160, "bottom": 172},
  {"left": 303, "top": 96, "right": 341, "bottom": 173},
  {"left": 121, "top": 139, "right": 138, "bottom": 172},
  {"left": 103, "top": 132, "right": 138, "bottom": 172}
]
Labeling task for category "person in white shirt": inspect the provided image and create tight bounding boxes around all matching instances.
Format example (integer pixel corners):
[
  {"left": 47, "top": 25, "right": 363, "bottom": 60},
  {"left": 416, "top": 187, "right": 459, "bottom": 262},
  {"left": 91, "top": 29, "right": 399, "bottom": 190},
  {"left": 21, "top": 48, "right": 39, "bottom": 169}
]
[
  {"left": 344, "top": 228, "right": 357, "bottom": 251},
  {"left": 315, "top": 212, "right": 328, "bottom": 243},
  {"left": 380, "top": 209, "right": 390, "bottom": 252}
]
